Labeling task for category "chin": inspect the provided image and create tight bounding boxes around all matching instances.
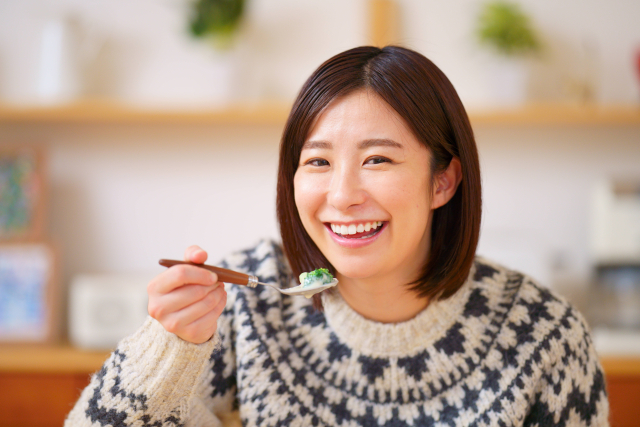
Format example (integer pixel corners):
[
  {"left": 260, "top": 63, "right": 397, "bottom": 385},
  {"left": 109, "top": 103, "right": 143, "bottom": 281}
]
[{"left": 330, "top": 259, "right": 382, "bottom": 280}]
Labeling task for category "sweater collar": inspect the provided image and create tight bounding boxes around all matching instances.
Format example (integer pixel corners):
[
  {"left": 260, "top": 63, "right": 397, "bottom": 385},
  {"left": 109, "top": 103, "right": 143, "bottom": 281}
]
[{"left": 321, "top": 265, "right": 475, "bottom": 358}]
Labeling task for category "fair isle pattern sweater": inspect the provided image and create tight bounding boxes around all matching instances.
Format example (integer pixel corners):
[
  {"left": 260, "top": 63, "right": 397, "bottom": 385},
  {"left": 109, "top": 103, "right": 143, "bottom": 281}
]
[{"left": 65, "top": 239, "right": 609, "bottom": 427}]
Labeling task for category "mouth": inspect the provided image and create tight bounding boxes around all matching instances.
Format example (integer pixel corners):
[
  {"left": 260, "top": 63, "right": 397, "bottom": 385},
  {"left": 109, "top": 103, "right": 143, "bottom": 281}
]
[{"left": 325, "top": 221, "right": 387, "bottom": 240}]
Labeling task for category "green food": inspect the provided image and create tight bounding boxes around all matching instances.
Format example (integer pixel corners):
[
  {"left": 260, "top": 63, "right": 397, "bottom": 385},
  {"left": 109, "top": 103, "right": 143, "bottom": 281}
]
[{"left": 299, "top": 268, "right": 333, "bottom": 288}]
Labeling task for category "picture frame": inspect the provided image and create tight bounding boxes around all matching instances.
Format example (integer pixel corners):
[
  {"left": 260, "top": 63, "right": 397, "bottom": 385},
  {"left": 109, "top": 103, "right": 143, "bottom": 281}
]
[
  {"left": 0, "top": 243, "right": 60, "bottom": 343},
  {"left": 0, "top": 145, "right": 46, "bottom": 242}
]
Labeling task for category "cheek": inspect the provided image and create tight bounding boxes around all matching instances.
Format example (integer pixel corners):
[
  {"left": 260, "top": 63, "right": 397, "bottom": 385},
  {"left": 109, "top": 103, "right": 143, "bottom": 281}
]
[
  {"left": 293, "top": 173, "right": 321, "bottom": 222},
  {"left": 371, "top": 173, "right": 431, "bottom": 212}
]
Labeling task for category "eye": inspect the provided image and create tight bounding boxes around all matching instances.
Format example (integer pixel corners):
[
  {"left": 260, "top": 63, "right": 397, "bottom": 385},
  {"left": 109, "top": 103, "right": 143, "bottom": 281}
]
[
  {"left": 365, "top": 156, "right": 392, "bottom": 165},
  {"left": 305, "top": 158, "right": 330, "bottom": 167}
]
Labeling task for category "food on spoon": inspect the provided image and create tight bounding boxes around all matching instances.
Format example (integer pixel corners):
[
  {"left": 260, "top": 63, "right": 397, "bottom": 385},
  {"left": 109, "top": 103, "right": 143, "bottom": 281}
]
[{"left": 299, "top": 268, "right": 333, "bottom": 289}]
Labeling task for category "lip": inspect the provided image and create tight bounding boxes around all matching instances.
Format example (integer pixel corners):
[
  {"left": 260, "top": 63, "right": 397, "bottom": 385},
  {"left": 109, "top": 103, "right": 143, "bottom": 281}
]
[{"left": 324, "top": 221, "right": 387, "bottom": 249}]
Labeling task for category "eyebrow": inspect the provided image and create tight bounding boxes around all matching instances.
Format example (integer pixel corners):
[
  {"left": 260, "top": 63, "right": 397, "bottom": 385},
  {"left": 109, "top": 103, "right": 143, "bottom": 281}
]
[
  {"left": 301, "top": 138, "right": 403, "bottom": 150},
  {"left": 301, "top": 140, "right": 332, "bottom": 150},
  {"left": 358, "top": 139, "right": 403, "bottom": 149}
]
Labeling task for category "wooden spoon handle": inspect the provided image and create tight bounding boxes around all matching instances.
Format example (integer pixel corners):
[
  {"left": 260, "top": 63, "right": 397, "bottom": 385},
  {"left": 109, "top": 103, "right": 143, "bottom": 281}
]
[{"left": 158, "top": 259, "right": 250, "bottom": 286}]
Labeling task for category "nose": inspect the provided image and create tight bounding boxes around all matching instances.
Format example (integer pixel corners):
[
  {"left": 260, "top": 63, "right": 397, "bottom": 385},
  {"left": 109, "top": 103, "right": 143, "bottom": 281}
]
[{"left": 327, "top": 165, "right": 367, "bottom": 212}]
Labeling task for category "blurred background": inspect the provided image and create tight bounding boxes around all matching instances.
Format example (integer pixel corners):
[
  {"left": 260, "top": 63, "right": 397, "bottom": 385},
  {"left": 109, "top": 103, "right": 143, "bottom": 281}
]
[{"left": 0, "top": 0, "right": 639, "bottom": 425}]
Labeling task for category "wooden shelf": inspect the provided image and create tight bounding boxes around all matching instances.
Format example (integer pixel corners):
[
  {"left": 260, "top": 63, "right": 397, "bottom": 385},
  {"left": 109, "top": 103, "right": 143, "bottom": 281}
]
[
  {"left": 469, "top": 103, "right": 640, "bottom": 126},
  {"left": 0, "top": 100, "right": 292, "bottom": 125},
  {"left": 0, "top": 101, "right": 639, "bottom": 126}
]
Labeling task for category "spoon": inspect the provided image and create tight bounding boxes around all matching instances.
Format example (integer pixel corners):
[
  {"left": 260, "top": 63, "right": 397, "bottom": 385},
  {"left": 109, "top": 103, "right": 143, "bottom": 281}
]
[{"left": 158, "top": 259, "right": 338, "bottom": 298}]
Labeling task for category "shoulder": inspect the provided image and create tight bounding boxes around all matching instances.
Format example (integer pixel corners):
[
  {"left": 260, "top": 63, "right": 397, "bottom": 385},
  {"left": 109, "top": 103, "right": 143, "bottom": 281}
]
[
  {"left": 472, "top": 256, "right": 598, "bottom": 371},
  {"left": 470, "top": 257, "right": 608, "bottom": 424}
]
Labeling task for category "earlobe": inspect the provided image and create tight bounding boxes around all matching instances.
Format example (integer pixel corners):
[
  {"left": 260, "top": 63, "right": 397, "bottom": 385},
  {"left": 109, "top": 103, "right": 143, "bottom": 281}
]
[{"left": 431, "top": 157, "right": 463, "bottom": 209}]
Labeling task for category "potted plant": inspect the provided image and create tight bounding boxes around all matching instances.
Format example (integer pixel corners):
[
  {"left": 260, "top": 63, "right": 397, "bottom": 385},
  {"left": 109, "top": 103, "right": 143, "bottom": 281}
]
[
  {"left": 476, "top": 1, "right": 541, "bottom": 105},
  {"left": 184, "top": 0, "right": 248, "bottom": 105},
  {"left": 188, "top": 0, "right": 247, "bottom": 49}
]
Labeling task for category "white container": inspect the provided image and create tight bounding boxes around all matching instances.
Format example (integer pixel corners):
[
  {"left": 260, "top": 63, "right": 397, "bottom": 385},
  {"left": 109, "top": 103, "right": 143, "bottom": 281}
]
[
  {"left": 590, "top": 180, "right": 640, "bottom": 263},
  {"left": 69, "top": 274, "right": 150, "bottom": 350},
  {"left": 38, "top": 18, "right": 77, "bottom": 103},
  {"left": 36, "top": 15, "right": 102, "bottom": 104}
]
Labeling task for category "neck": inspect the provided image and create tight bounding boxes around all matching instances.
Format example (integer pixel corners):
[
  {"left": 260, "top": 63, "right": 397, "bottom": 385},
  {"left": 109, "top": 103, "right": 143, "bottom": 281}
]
[{"left": 336, "top": 274, "right": 429, "bottom": 323}]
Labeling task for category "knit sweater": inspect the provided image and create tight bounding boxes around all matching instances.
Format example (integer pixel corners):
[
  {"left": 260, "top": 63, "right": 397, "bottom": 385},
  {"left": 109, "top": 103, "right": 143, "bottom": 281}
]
[{"left": 65, "top": 239, "right": 609, "bottom": 427}]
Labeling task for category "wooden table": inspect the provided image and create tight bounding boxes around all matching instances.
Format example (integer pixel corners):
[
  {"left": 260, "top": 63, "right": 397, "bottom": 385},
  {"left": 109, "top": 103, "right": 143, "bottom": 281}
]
[{"left": 1, "top": 346, "right": 639, "bottom": 427}]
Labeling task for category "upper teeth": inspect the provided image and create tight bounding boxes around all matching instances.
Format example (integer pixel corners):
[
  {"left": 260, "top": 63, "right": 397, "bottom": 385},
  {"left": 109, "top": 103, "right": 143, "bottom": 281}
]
[{"left": 331, "top": 221, "right": 383, "bottom": 235}]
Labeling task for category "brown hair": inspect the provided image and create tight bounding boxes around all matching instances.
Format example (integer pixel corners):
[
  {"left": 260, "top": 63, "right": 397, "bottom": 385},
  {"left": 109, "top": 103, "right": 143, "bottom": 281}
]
[{"left": 276, "top": 46, "right": 481, "bottom": 307}]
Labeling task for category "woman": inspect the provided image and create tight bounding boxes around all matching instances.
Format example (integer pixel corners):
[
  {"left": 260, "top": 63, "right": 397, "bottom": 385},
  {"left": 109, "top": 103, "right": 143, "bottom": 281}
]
[{"left": 66, "top": 46, "right": 608, "bottom": 426}]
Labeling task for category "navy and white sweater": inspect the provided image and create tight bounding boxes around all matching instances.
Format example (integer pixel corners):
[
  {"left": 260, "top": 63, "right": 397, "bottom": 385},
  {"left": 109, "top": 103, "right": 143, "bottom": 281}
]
[{"left": 65, "top": 239, "right": 609, "bottom": 426}]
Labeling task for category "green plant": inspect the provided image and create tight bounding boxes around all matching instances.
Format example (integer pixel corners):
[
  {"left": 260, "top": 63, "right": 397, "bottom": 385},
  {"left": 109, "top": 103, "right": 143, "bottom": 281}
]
[
  {"left": 477, "top": 1, "right": 540, "bottom": 56},
  {"left": 188, "top": 0, "right": 247, "bottom": 48}
]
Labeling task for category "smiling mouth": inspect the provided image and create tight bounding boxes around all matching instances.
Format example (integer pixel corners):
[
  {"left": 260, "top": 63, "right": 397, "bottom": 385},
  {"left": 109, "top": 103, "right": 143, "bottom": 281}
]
[{"left": 327, "top": 221, "right": 386, "bottom": 239}]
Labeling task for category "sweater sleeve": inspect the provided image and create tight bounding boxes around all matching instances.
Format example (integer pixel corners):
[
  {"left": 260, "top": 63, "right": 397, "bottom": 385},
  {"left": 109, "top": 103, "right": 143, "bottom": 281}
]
[
  {"left": 64, "top": 314, "right": 235, "bottom": 427},
  {"left": 523, "top": 307, "right": 609, "bottom": 427}
]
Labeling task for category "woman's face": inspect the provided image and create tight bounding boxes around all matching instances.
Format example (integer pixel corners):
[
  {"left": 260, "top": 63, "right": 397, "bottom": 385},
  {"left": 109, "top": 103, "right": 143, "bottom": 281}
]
[{"left": 294, "top": 90, "right": 434, "bottom": 283}]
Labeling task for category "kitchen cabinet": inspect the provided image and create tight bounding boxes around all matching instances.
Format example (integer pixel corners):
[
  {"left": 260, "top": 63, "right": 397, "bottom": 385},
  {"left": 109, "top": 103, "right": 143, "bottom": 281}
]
[
  {"left": 0, "top": 372, "right": 91, "bottom": 427},
  {"left": 0, "top": 346, "right": 109, "bottom": 427},
  {"left": 600, "top": 358, "right": 640, "bottom": 427},
  {"left": 0, "top": 346, "right": 638, "bottom": 427}
]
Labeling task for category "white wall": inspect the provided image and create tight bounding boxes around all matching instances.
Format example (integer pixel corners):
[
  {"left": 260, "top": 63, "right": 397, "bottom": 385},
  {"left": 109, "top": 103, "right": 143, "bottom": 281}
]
[
  {"left": 1, "top": 123, "right": 282, "bottom": 274},
  {"left": 397, "top": 0, "right": 640, "bottom": 106},
  {"left": 1, "top": 0, "right": 640, "bottom": 326},
  {"left": 2, "top": 0, "right": 638, "bottom": 106},
  {"left": 475, "top": 125, "right": 640, "bottom": 288},
  {"left": 0, "top": 0, "right": 368, "bottom": 105}
]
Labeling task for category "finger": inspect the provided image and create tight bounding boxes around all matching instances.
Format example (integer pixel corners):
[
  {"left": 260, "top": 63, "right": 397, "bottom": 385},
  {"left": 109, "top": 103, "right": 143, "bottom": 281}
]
[
  {"left": 163, "top": 287, "right": 226, "bottom": 337},
  {"left": 149, "top": 264, "right": 218, "bottom": 295},
  {"left": 184, "top": 245, "right": 208, "bottom": 264},
  {"left": 179, "top": 306, "right": 220, "bottom": 344},
  {"left": 178, "top": 286, "right": 226, "bottom": 326},
  {"left": 179, "top": 290, "right": 228, "bottom": 343},
  {"left": 148, "top": 283, "right": 219, "bottom": 320}
]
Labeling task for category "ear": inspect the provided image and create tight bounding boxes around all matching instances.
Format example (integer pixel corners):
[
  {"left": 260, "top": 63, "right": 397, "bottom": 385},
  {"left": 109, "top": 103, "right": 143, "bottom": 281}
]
[{"left": 431, "top": 157, "right": 462, "bottom": 210}]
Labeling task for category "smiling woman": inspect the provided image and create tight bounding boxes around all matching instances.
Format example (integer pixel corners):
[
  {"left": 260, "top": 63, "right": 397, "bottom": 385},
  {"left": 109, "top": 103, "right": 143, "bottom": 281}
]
[{"left": 65, "top": 46, "right": 608, "bottom": 427}]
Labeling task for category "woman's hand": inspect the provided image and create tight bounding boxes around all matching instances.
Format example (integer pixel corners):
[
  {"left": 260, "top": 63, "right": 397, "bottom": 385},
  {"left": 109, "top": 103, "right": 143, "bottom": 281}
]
[{"left": 147, "top": 245, "right": 227, "bottom": 344}]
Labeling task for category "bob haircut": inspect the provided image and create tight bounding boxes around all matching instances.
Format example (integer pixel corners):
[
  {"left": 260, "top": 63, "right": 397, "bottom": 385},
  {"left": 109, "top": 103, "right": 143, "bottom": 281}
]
[{"left": 277, "top": 45, "right": 481, "bottom": 307}]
